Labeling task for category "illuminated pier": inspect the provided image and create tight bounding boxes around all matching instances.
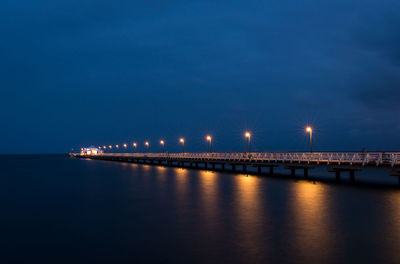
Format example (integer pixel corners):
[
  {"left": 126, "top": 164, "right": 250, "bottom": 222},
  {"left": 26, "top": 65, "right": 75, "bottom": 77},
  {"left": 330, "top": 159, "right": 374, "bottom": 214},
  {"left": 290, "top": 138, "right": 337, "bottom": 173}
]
[{"left": 70, "top": 151, "right": 400, "bottom": 186}]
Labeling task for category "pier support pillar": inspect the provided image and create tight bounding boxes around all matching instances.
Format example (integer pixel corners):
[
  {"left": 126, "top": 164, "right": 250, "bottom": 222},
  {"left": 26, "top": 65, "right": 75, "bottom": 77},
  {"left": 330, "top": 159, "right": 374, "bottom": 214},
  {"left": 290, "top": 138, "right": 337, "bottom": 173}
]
[
  {"left": 291, "top": 168, "right": 296, "bottom": 177},
  {"left": 195, "top": 162, "right": 199, "bottom": 168},
  {"left": 232, "top": 165, "right": 236, "bottom": 172},
  {"left": 257, "top": 166, "right": 262, "bottom": 175},
  {"left": 336, "top": 171, "right": 341, "bottom": 182},
  {"left": 269, "top": 167, "right": 274, "bottom": 175},
  {"left": 349, "top": 170, "right": 355, "bottom": 183},
  {"left": 304, "top": 168, "right": 308, "bottom": 178},
  {"left": 221, "top": 163, "right": 225, "bottom": 170},
  {"left": 212, "top": 163, "right": 215, "bottom": 170},
  {"left": 243, "top": 164, "right": 247, "bottom": 173}
]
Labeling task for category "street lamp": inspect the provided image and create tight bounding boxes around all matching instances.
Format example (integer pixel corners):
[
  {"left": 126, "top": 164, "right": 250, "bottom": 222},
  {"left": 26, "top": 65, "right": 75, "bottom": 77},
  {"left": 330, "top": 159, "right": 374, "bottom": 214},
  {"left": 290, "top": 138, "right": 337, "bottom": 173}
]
[
  {"left": 245, "top": 132, "right": 251, "bottom": 153},
  {"left": 306, "top": 126, "right": 313, "bottom": 153},
  {"left": 179, "top": 138, "right": 185, "bottom": 153},
  {"left": 206, "top": 135, "right": 212, "bottom": 153},
  {"left": 133, "top": 142, "right": 137, "bottom": 152},
  {"left": 145, "top": 141, "right": 149, "bottom": 152},
  {"left": 160, "top": 140, "right": 165, "bottom": 153},
  {"left": 123, "top": 143, "right": 127, "bottom": 149},
  {"left": 116, "top": 144, "right": 119, "bottom": 149},
  {"left": 109, "top": 145, "right": 112, "bottom": 149}
]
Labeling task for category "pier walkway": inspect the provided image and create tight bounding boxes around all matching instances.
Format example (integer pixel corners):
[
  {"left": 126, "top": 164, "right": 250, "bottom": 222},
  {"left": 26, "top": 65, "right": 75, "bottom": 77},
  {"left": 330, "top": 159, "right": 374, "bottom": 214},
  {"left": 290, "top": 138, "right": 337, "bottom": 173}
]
[{"left": 71, "top": 152, "right": 400, "bottom": 185}]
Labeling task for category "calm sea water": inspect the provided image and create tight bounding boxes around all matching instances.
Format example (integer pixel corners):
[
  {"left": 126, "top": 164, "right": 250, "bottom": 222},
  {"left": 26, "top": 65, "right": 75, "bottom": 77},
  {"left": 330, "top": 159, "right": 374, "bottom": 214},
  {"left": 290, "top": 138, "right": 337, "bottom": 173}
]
[{"left": 1, "top": 155, "right": 400, "bottom": 264}]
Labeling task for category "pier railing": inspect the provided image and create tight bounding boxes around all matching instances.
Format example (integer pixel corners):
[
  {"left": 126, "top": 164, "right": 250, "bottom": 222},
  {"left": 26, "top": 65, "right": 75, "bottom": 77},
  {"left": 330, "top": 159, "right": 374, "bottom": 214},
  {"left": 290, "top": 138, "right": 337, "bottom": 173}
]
[{"left": 75, "top": 152, "right": 400, "bottom": 167}]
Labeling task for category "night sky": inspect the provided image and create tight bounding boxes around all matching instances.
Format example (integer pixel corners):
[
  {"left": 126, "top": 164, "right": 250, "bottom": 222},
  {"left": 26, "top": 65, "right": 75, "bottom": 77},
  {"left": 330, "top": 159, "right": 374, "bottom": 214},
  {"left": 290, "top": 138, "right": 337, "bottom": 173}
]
[{"left": 1, "top": 0, "right": 400, "bottom": 154}]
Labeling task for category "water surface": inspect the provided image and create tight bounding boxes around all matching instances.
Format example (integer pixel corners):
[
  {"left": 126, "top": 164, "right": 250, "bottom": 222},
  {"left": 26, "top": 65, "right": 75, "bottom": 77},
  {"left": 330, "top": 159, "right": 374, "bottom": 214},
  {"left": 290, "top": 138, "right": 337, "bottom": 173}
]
[{"left": 1, "top": 155, "right": 399, "bottom": 263}]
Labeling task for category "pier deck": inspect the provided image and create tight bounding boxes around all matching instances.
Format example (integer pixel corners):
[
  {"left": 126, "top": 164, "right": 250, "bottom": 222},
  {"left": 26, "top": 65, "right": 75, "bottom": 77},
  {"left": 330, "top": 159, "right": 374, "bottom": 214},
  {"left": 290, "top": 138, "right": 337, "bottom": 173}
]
[{"left": 70, "top": 152, "right": 400, "bottom": 186}]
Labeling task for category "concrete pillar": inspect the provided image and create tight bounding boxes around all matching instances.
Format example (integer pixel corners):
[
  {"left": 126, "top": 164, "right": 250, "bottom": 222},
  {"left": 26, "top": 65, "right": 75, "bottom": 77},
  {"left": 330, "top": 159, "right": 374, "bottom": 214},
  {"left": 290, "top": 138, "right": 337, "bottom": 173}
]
[
  {"left": 336, "top": 171, "right": 341, "bottom": 182},
  {"left": 232, "top": 165, "right": 236, "bottom": 172},
  {"left": 291, "top": 168, "right": 296, "bottom": 177},
  {"left": 304, "top": 168, "right": 308, "bottom": 178},
  {"left": 221, "top": 163, "right": 225, "bottom": 170},
  {"left": 349, "top": 170, "right": 355, "bottom": 183},
  {"left": 257, "top": 166, "right": 262, "bottom": 175},
  {"left": 195, "top": 162, "right": 199, "bottom": 168},
  {"left": 212, "top": 163, "right": 215, "bottom": 170},
  {"left": 243, "top": 164, "right": 247, "bottom": 173},
  {"left": 269, "top": 167, "right": 274, "bottom": 175},
  {"left": 204, "top": 162, "right": 208, "bottom": 169},
  {"left": 398, "top": 176, "right": 400, "bottom": 187}
]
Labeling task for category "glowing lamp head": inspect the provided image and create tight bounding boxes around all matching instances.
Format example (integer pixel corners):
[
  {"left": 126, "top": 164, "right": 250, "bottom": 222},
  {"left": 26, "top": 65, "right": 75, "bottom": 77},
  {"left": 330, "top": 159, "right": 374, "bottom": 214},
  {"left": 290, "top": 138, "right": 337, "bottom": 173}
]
[
  {"left": 145, "top": 142, "right": 149, "bottom": 146},
  {"left": 180, "top": 138, "right": 184, "bottom": 143},
  {"left": 160, "top": 140, "right": 164, "bottom": 145},
  {"left": 133, "top": 143, "right": 137, "bottom": 147},
  {"left": 116, "top": 145, "right": 119, "bottom": 148},
  {"left": 109, "top": 145, "right": 112, "bottom": 149},
  {"left": 245, "top": 132, "right": 251, "bottom": 138},
  {"left": 206, "top": 136, "right": 212, "bottom": 141},
  {"left": 306, "top": 126, "right": 312, "bottom": 133},
  {"left": 103, "top": 146, "right": 106, "bottom": 149},
  {"left": 123, "top": 144, "right": 127, "bottom": 148}
]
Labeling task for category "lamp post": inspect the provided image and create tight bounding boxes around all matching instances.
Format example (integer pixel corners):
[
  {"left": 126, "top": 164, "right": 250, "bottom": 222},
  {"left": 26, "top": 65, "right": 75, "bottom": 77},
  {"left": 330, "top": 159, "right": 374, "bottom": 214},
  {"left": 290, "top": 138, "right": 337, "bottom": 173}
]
[
  {"left": 206, "top": 135, "right": 212, "bottom": 153},
  {"left": 160, "top": 140, "right": 165, "bottom": 153},
  {"left": 109, "top": 145, "right": 112, "bottom": 149},
  {"left": 133, "top": 142, "right": 137, "bottom": 152},
  {"left": 145, "top": 142, "right": 149, "bottom": 153},
  {"left": 245, "top": 132, "right": 251, "bottom": 153},
  {"left": 179, "top": 138, "right": 185, "bottom": 153},
  {"left": 306, "top": 126, "right": 313, "bottom": 153}
]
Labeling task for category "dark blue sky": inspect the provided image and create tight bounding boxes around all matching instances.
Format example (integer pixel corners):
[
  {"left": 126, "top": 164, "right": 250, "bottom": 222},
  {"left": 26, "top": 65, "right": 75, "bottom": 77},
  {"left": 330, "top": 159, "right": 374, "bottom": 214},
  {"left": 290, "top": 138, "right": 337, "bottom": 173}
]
[{"left": 1, "top": 0, "right": 400, "bottom": 154}]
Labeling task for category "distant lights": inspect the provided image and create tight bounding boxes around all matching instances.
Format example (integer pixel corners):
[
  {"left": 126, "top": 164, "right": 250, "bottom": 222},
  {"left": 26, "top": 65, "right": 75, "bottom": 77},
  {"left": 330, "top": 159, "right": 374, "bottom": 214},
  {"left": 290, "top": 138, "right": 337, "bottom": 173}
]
[{"left": 86, "top": 125, "right": 318, "bottom": 154}]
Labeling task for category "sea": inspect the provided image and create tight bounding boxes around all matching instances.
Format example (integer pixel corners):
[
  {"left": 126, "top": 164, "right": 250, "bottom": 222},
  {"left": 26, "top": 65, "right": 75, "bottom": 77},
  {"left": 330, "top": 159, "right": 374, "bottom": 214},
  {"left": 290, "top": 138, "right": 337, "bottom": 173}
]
[{"left": 1, "top": 154, "right": 400, "bottom": 264}]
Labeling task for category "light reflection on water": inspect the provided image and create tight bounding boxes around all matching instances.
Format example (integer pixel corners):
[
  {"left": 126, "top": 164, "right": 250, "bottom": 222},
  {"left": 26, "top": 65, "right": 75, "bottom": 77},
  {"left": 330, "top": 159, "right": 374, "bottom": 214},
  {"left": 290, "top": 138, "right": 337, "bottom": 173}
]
[
  {"left": 234, "top": 175, "right": 266, "bottom": 261},
  {"left": 291, "top": 181, "right": 333, "bottom": 263}
]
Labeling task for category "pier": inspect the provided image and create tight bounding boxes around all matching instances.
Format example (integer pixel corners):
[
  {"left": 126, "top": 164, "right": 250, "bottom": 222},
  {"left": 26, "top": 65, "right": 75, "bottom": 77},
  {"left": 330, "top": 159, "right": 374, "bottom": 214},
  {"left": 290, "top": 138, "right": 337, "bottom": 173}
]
[{"left": 71, "top": 152, "right": 400, "bottom": 186}]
